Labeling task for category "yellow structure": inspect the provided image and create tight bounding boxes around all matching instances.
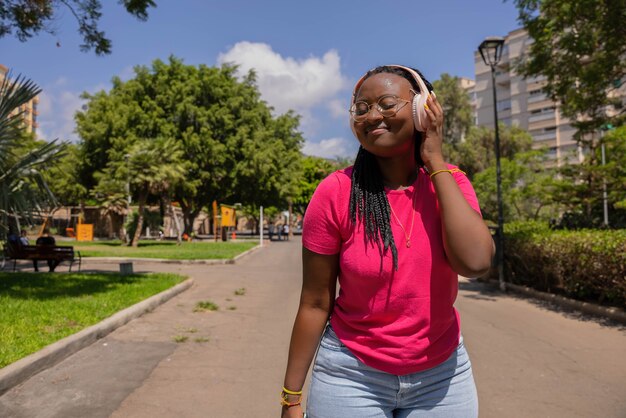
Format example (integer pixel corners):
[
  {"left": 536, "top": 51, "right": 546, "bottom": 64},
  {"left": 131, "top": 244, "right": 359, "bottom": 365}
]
[
  {"left": 75, "top": 217, "right": 94, "bottom": 241},
  {"left": 220, "top": 205, "right": 237, "bottom": 227},
  {"left": 0, "top": 64, "right": 39, "bottom": 134},
  {"left": 76, "top": 224, "right": 94, "bottom": 241}
]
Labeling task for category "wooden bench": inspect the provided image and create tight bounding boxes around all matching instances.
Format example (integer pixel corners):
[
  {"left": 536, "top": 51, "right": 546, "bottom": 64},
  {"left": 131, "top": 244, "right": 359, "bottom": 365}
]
[{"left": 3, "top": 244, "right": 82, "bottom": 272}]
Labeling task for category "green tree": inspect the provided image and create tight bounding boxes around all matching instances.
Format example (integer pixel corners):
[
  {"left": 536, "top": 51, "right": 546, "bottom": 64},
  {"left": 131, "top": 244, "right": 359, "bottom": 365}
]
[
  {"left": 552, "top": 125, "right": 626, "bottom": 228},
  {"left": 76, "top": 57, "right": 304, "bottom": 235},
  {"left": 92, "top": 167, "right": 127, "bottom": 239},
  {"left": 43, "top": 143, "right": 88, "bottom": 206},
  {"left": 512, "top": 0, "right": 626, "bottom": 224},
  {"left": 0, "top": 0, "right": 156, "bottom": 54},
  {"left": 603, "top": 126, "right": 626, "bottom": 213},
  {"left": 292, "top": 156, "right": 337, "bottom": 215},
  {"left": 473, "top": 150, "right": 558, "bottom": 223},
  {"left": 0, "top": 72, "right": 65, "bottom": 238},
  {"left": 512, "top": 0, "right": 626, "bottom": 136},
  {"left": 433, "top": 73, "right": 473, "bottom": 147},
  {"left": 124, "top": 137, "right": 185, "bottom": 247},
  {"left": 449, "top": 124, "right": 533, "bottom": 179}
]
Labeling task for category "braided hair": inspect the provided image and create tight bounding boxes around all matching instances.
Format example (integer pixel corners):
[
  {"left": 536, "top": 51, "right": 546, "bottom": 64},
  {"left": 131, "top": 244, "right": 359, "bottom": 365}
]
[{"left": 349, "top": 66, "right": 433, "bottom": 271}]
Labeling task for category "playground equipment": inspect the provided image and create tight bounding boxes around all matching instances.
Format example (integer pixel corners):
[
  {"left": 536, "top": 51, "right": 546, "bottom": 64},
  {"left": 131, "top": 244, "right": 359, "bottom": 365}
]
[
  {"left": 64, "top": 212, "right": 93, "bottom": 241},
  {"left": 213, "top": 201, "right": 238, "bottom": 241}
]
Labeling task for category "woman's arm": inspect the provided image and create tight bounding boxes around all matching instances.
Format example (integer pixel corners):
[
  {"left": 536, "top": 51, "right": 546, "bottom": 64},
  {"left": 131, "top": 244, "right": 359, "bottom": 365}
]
[
  {"left": 422, "top": 94, "right": 495, "bottom": 278},
  {"left": 429, "top": 167, "right": 495, "bottom": 277},
  {"left": 281, "top": 247, "right": 339, "bottom": 418}
]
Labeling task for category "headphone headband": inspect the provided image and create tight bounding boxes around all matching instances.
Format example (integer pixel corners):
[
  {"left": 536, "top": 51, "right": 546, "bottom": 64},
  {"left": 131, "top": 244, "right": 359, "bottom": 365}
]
[
  {"left": 351, "top": 65, "right": 430, "bottom": 104},
  {"left": 350, "top": 65, "right": 432, "bottom": 132}
]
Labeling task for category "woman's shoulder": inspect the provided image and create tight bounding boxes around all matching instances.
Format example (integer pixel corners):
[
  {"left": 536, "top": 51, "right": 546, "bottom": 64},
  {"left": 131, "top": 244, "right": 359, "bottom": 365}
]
[{"left": 316, "top": 166, "right": 353, "bottom": 194}]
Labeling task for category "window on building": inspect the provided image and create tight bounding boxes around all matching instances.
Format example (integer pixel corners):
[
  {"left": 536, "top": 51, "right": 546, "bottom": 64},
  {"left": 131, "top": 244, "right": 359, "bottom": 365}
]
[
  {"left": 547, "top": 147, "right": 558, "bottom": 158},
  {"left": 497, "top": 99, "right": 512, "bottom": 112}
]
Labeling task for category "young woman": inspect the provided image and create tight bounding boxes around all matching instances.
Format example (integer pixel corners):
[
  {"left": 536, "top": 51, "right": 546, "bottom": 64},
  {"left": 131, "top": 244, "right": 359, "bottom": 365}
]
[{"left": 281, "top": 65, "right": 494, "bottom": 418}]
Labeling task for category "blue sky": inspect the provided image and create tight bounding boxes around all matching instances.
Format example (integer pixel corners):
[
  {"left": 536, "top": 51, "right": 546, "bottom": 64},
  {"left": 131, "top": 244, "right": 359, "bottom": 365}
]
[{"left": 1, "top": 0, "right": 520, "bottom": 159}]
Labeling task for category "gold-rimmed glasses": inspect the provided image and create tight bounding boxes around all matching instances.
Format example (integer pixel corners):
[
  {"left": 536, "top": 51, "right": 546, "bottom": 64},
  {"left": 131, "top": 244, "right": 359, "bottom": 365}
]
[{"left": 350, "top": 94, "right": 412, "bottom": 123}]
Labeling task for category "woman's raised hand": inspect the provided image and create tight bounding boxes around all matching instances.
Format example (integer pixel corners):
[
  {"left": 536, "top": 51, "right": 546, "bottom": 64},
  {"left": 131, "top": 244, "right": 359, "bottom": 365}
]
[{"left": 420, "top": 93, "right": 446, "bottom": 171}]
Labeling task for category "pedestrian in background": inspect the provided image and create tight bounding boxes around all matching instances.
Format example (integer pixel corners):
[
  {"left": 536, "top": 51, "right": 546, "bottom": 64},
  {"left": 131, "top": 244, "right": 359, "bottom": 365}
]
[
  {"left": 19, "top": 230, "right": 29, "bottom": 246},
  {"left": 281, "top": 65, "right": 494, "bottom": 418}
]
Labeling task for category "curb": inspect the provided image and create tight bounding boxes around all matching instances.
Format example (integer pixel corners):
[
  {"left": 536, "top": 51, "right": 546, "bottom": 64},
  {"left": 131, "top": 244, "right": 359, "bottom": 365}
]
[
  {"left": 488, "top": 280, "right": 626, "bottom": 324},
  {"left": 0, "top": 278, "right": 194, "bottom": 396},
  {"left": 83, "top": 242, "right": 265, "bottom": 265}
]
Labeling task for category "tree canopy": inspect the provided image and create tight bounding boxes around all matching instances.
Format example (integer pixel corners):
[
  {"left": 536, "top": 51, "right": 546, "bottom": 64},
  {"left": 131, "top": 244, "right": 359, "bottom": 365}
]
[
  {"left": 447, "top": 124, "right": 533, "bottom": 179},
  {"left": 75, "top": 56, "right": 304, "bottom": 233},
  {"left": 432, "top": 73, "right": 473, "bottom": 145},
  {"left": 512, "top": 0, "right": 626, "bottom": 137},
  {"left": 0, "top": 0, "right": 156, "bottom": 54},
  {"left": 0, "top": 72, "right": 65, "bottom": 238}
]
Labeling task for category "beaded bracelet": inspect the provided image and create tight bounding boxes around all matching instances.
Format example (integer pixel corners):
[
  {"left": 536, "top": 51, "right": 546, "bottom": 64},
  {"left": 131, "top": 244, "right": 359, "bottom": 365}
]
[
  {"left": 280, "top": 396, "right": 302, "bottom": 408},
  {"left": 280, "top": 389, "right": 302, "bottom": 407},
  {"left": 429, "top": 168, "right": 466, "bottom": 179}
]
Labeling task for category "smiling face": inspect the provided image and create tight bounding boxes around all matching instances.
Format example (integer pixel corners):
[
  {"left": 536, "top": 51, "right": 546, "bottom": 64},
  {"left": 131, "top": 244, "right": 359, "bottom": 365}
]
[{"left": 351, "top": 72, "right": 416, "bottom": 159}]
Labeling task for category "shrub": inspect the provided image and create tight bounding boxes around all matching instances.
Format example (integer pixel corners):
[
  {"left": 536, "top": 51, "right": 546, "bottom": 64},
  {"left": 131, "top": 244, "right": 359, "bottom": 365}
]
[{"left": 503, "top": 222, "right": 626, "bottom": 307}]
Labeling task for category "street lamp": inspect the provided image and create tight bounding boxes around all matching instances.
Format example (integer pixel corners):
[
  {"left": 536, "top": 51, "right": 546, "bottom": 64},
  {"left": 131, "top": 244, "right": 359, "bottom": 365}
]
[{"left": 479, "top": 36, "right": 506, "bottom": 292}]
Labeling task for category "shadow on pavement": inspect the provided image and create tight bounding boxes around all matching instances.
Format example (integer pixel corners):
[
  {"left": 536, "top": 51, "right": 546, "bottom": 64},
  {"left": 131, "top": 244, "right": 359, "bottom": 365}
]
[
  {"left": 458, "top": 279, "right": 501, "bottom": 302},
  {"left": 459, "top": 278, "right": 626, "bottom": 331}
]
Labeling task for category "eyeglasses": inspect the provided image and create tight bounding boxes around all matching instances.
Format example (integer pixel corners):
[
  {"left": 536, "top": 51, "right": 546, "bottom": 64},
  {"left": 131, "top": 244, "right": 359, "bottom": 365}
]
[{"left": 349, "top": 94, "right": 412, "bottom": 123}]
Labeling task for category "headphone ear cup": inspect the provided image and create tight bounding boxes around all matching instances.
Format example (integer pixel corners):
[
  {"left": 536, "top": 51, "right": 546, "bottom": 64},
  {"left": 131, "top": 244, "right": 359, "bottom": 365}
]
[{"left": 412, "top": 93, "right": 428, "bottom": 132}]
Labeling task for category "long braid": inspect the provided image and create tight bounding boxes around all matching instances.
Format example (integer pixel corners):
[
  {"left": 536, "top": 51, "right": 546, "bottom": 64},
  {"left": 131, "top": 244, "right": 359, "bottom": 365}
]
[
  {"left": 350, "top": 146, "right": 398, "bottom": 270},
  {"left": 349, "top": 65, "right": 433, "bottom": 271}
]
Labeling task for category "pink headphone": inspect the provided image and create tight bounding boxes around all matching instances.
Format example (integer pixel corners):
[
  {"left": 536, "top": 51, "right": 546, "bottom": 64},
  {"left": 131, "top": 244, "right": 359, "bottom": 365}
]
[{"left": 351, "top": 64, "right": 433, "bottom": 132}]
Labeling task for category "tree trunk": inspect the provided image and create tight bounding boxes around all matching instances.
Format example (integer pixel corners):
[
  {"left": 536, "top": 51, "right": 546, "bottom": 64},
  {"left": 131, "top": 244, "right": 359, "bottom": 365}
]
[
  {"left": 130, "top": 192, "right": 147, "bottom": 247},
  {"left": 181, "top": 206, "right": 199, "bottom": 235}
]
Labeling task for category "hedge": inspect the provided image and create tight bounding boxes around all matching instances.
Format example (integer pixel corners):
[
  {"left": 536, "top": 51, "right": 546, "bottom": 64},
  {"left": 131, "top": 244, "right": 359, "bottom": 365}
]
[{"left": 502, "top": 222, "right": 626, "bottom": 308}]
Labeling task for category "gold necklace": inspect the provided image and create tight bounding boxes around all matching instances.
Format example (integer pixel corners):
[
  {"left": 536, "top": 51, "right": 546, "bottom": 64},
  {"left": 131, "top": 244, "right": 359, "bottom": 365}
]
[{"left": 388, "top": 187, "right": 417, "bottom": 248}]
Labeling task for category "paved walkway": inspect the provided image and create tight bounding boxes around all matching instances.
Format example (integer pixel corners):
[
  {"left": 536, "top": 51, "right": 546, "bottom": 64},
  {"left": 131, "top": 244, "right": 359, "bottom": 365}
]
[{"left": 1, "top": 237, "right": 625, "bottom": 417}]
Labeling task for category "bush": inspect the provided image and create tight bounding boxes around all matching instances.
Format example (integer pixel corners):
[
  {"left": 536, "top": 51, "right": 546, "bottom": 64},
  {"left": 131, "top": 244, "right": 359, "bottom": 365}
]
[{"left": 503, "top": 221, "right": 626, "bottom": 308}]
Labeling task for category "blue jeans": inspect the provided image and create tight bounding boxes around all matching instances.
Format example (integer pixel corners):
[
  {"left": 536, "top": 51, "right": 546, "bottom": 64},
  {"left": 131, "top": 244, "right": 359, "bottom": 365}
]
[{"left": 306, "top": 326, "right": 478, "bottom": 418}]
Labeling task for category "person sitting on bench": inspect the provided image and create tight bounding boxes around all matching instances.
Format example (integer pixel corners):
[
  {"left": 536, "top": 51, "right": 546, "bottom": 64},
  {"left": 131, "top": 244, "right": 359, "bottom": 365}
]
[
  {"left": 19, "top": 230, "right": 30, "bottom": 246},
  {"left": 34, "top": 229, "right": 60, "bottom": 272}
]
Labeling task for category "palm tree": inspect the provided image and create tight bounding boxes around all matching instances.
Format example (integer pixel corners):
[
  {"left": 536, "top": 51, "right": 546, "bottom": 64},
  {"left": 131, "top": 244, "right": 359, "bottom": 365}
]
[
  {"left": 127, "top": 137, "right": 185, "bottom": 247},
  {"left": 0, "top": 71, "right": 65, "bottom": 239},
  {"left": 92, "top": 169, "right": 128, "bottom": 240}
]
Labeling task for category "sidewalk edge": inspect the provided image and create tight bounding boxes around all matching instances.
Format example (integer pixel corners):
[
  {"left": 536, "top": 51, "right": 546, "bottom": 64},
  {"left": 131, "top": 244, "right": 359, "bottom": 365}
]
[
  {"left": 0, "top": 278, "right": 194, "bottom": 396},
  {"left": 488, "top": 280, "right": 626, "bottom": 324},
  {"left": 83, "top": 243, "right": 265, "bottom": 265}
]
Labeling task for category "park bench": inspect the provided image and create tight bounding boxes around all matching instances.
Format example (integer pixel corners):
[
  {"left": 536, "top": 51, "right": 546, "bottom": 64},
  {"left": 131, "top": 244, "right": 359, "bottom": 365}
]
[{"left": 2, "top": 244, "right": 82, "bottom": 272}]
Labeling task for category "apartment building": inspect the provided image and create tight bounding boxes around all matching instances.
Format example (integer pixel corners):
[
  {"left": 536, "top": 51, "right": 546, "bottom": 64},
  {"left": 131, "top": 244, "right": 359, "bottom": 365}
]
[
  {"left": 473, "top": 28, "right": 581, "bottom": 167},
  {"left": 0, "top": 64, "right": 39, "bottom": 135}
]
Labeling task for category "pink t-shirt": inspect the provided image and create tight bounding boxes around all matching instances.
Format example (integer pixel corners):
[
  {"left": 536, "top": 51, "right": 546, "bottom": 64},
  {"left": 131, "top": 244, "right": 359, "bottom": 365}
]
[{"left": 302, "top": 166, "right": 482, "bottom": 375}]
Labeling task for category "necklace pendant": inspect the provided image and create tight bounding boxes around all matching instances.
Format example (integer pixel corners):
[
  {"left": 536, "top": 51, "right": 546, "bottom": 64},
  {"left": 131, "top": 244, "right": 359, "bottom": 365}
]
[{"left": 406, "top": 239, "right": 411, "bottom": 248}]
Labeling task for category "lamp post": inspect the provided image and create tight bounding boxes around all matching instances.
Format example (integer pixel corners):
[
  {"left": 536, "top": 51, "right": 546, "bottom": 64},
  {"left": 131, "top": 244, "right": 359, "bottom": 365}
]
[{"left": 479, "top": 36, "right": 506, "bottom": 292}]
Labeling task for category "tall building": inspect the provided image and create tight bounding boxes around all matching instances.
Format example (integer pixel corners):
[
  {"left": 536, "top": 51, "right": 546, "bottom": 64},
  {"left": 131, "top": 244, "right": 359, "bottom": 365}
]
[
  {"left": 0, "top": 64, "right": 39, "bottom": 135},
  {"left": 473, "top": 29, "right": 582, "bottom": 167}
]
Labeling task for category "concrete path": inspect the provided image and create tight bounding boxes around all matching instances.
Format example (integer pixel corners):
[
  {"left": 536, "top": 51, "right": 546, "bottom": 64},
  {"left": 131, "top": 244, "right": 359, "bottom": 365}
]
[{"left": 1, "top": 237, "right": 625, "bottom": 417}]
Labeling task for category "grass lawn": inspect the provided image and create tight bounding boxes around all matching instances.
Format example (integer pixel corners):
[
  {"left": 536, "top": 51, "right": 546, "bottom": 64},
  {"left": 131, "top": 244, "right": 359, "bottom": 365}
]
[
  {"left": 0, "top": 271, "right": 185, "bottom": 368},
  {"left": 72, "top": 240, "right": 258, "bottom": 260}
]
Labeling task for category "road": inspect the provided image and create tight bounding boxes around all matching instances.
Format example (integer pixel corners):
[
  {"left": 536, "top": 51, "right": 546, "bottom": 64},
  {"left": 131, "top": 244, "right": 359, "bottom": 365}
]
[{"left": 1, "top": 237, "right": 624, "bottom": 417}]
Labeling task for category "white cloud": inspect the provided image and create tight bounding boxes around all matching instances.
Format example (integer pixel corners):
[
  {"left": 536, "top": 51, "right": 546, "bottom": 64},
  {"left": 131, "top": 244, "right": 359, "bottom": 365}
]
[
  {"left": 217, "top": 42, "right": 349, "bottom": 117},
  {"left": 327, "top": 98, "right": 348, "bottom": 119},
  {"left": 37, "top": 87, "right": 84, "bottom": 143},
  {"left": 302, "top": 137, "right": 355, "bottom": 160}
]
